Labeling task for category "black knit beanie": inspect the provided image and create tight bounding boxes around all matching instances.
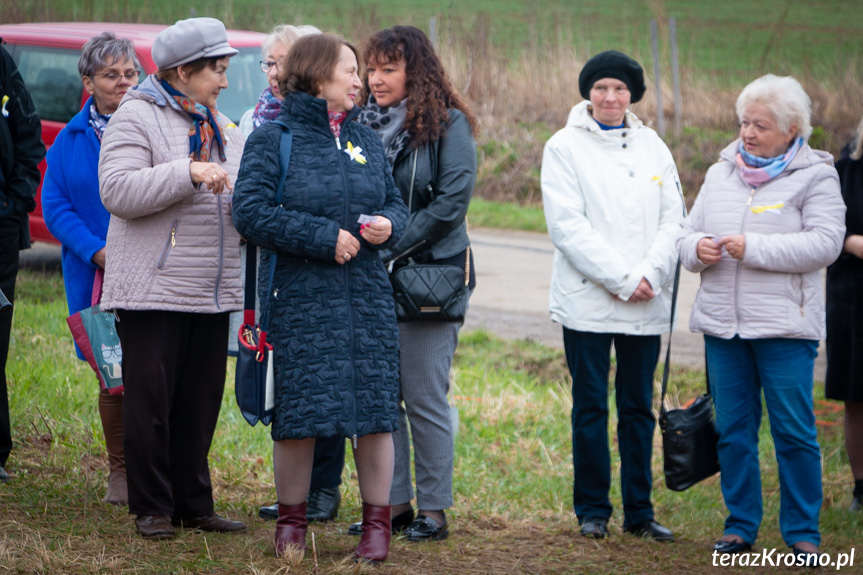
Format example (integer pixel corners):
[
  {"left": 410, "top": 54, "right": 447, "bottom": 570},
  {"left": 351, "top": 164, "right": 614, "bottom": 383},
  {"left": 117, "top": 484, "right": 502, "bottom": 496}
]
[{"left": 578, "top": 50, "right": 646, "bottom": 103}]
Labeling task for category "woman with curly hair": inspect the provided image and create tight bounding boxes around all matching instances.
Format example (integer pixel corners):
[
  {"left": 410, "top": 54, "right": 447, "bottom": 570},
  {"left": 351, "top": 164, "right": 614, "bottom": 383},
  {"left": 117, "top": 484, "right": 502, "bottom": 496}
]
[{"left": 351, "top": 25, "right": 478, "bottom": 542}]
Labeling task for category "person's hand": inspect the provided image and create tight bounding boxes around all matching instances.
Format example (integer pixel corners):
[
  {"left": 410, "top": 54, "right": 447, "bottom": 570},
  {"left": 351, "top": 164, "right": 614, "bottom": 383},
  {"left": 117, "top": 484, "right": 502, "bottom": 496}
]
[
  {"left": 360, "top": 217, "right": 392, "bottom": 245},
  {"left": 190, "top": 161, "right": 232, "bottom": 195},
  {"left": 697, "top": 237, "right": 723, "bottom": 265},
  {"left": 844, "top": 234, "right": 863, "bottom": 259},
  {"left": 626, "top": 277, "right": 655, "bottom": 303},
  {"left": 335, "top": 229, "right": 360, "bottom": 265},
  {"left": 719, "top": 234, "right": 746, "bottom": 260},
  {"left": 91, "top": 247, "right": 107, "bottom": 269}
]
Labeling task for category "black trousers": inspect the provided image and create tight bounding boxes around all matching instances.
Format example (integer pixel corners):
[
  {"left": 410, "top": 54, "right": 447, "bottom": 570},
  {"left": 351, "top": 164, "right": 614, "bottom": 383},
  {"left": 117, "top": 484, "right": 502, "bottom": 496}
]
[
  {"left": 116, "top": 309, "right": 229, "bottom": 518},
  {"left": 0, "top": 216, "right": 18, "bottom": 468},
  {"left": 312, "top": 435, "right": 345, "bottom": 489}
]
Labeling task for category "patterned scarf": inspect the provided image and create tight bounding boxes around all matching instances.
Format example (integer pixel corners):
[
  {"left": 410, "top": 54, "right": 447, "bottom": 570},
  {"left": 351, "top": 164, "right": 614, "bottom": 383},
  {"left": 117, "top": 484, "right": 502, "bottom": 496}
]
[
  {"left": 359, "top": 98, "right": 410, "bottom": 168},
  {"left": 160, "top": 78, "right": 227, "bottom": 162},
  {"left": 88, "top": 102, "right": 113, "bottom": 143},
  {"left": 251, "top": 86, "right": 282, "bottom": 131},
  {"left": 329, "top": 111, "right": 347, "bottom": 138},
  {"left": 736, "top": 137, "right": 803, "bottom": 187}
]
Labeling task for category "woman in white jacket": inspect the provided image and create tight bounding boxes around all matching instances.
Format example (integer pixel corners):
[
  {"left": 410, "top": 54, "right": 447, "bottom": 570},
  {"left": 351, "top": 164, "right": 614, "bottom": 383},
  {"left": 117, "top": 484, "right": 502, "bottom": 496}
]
[
  {"left": 540, "top": 50, "right": 685, "bottom": 542},
  {"left": 678, "top": 75, "right": 845, "bottom": 561}
]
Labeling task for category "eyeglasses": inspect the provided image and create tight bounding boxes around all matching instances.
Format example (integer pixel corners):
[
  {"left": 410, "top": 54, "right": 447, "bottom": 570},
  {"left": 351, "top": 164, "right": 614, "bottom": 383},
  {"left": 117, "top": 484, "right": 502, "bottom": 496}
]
[
  {"left": 260, "top": 60, "right": 280, "bottom": 73},
  {"left": 93, "top": 70, "right": 140, "bottom": 82}
]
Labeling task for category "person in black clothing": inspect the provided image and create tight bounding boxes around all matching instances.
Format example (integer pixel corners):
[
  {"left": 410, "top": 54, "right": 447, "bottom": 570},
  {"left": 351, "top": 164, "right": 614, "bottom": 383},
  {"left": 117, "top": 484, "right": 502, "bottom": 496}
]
[
  {"left": 825, "top": 116, "right": 863, "bottom": 512},
  {"left": 0, "top": 42, "right": 46, "bottom": 483}
]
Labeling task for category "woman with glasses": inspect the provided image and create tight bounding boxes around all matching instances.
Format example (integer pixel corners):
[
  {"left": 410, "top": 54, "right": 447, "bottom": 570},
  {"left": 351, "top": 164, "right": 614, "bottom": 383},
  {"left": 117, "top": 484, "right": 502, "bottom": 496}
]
[
  {"left": 41, "top": 31, "right": 140, "bottom": 507},
  {"left": 238, "top": 24, "right": 320, "bottom": 137}
]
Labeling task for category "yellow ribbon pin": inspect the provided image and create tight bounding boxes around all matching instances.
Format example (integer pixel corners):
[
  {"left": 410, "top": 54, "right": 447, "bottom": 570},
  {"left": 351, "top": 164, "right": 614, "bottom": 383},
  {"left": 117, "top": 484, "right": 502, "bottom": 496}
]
[
  {"left": 345, "top": 141, "right": 367, "bottom": 165},
  {"left": 751, "top": 203, "right": 784, "bottom": 214}
]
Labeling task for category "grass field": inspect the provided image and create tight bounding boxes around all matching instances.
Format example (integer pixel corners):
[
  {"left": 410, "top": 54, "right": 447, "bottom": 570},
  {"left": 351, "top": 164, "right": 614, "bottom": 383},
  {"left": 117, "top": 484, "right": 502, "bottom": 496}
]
[{"left": 2, "top": 269, "right": 861, "bottom": 573}]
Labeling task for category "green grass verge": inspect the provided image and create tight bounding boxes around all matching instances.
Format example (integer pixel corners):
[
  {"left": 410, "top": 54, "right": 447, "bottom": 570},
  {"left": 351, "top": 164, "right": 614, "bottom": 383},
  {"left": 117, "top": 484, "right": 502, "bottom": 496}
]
[
  {"left": 468, "top": 197, "right": 547, "bottom": 233},
  {"left": 2, "top": 270, "right": 861, "bottom": 573}
]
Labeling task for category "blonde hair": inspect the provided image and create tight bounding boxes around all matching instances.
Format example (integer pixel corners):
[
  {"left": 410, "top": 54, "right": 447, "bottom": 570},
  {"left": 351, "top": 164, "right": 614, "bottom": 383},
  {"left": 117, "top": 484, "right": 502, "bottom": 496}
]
[
  {"left": 851, "top": 116, "right": 863, "bottom": 161},
  {"left": 261, "top": 24, "right": 321, "bottom": 59},
  {"left": 736, "top": 74, "right": 812, "bottom": 141}
]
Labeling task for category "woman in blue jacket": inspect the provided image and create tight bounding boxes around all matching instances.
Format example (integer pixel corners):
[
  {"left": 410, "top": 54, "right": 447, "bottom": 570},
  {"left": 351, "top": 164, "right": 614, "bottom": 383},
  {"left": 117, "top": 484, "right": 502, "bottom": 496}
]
[
  {"left": 41, "top": 31, "right": 140, "bottom": 507},
  {"left": 232, "top": 33, "right": 408, "bottom": 563}
]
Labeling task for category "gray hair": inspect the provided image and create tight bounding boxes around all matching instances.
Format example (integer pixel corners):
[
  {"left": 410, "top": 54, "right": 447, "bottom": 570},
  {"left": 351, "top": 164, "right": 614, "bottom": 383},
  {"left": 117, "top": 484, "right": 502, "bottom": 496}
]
[
  {"left": 261, "top": 24, "right": 322, "bottom": 59},
  {"left": 735, "top": 74, "right": 812, "bottom": 141},
  {"left": 78, "top": 31, "right": 140, "bottom": 78},
  {"left": 851, "top": 116, "right": 863, "bottom": 161}
]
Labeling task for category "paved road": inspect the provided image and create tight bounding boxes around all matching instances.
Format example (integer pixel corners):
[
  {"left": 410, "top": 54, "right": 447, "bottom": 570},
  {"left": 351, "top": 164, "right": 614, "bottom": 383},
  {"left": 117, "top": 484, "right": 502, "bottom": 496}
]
[
  {"left": 465, "top": 227, "right": 828, "bottom": 381},
  {"left": 21, "top": 232, "right": 827, "bottom": 380}
]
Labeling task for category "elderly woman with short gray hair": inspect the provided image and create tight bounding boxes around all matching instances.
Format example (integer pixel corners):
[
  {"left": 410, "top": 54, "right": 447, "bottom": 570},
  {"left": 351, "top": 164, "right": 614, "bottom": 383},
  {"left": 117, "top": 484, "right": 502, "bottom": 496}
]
[
  {"left": 678, "top": 74, "right": 846, "bottom": 561},
  {"left": 41, "top": 31, "right": 141, "bottom": 507}
]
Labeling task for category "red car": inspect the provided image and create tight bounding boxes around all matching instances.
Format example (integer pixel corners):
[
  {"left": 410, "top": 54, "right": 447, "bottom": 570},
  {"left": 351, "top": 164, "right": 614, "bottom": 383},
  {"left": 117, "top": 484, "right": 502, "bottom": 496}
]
[{"left": 0, "top": 22, "right": 268, "bottom": 245}]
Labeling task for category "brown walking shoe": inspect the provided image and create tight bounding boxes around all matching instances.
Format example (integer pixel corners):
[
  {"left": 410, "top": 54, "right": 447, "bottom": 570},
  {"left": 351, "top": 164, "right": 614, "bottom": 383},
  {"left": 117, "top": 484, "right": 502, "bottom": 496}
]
[
  {"left": 176, "top": 513, "right": 246, "bottom": 533},
  {"left": 135, "top": 515, "right": 176, "bottom": 540}
]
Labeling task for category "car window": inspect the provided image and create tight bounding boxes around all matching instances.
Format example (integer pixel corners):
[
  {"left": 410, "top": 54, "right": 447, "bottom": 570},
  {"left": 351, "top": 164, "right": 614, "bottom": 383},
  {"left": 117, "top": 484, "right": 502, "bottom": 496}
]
[
  {"left": 12, "top": 46, "right": 82, "bottom": 123},
  {"left": 219, "top": 46, "right": 269, "bottom": 124}
]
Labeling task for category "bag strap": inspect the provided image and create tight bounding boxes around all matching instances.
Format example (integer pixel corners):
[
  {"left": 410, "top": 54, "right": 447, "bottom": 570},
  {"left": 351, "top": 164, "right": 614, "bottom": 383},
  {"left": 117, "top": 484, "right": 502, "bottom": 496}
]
[
  {"left": 244, "top": 122, "right": 292, "bottom": 335},
  {"left": 91, "top": 268, "right": 105, "bottom": 306}
]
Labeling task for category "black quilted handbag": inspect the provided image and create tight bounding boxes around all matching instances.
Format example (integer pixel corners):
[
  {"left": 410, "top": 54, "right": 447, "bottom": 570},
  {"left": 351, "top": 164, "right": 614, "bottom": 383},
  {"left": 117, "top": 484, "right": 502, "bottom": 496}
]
[
  {"left": 389, "top": 149, "right": 470, "bottom": 322},
  {"left": 658, "top": 261, "right": 720, "bottom": 491},
  {"left": 391, "top": 248, "right": 470, "bottom": 322}
]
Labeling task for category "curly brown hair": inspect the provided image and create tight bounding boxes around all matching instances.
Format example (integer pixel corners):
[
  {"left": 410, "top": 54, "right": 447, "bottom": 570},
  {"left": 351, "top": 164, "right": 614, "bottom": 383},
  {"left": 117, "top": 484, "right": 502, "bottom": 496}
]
[{"left": 359, "top": 26, "right": 478, "bottom": 147}]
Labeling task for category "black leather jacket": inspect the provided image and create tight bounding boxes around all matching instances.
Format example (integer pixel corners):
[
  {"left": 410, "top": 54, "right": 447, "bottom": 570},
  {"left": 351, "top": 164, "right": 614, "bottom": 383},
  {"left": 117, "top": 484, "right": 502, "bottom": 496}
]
[
  {"left": 0, "top": 43, "right": 45, "bottom": 248},
  {"left": 382, "top": 108, "right": 476, "bottom": 264}
]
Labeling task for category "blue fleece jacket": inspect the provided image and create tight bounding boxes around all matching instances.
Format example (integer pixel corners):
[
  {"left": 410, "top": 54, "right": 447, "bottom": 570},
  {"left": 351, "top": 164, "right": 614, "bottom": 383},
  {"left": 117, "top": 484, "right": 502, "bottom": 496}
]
[{"left": 42, "top": 98, "right": 110, "bottom": 360}]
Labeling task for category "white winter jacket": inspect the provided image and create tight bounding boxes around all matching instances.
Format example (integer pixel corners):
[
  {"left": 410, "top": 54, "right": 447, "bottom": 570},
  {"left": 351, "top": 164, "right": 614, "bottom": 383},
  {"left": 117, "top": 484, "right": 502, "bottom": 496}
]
[
  {"left": 678, "top": 140, "right": 845, "bottom": 340},
  {"left": 541, "top": 101, "right": 686, "bottom": 335}
]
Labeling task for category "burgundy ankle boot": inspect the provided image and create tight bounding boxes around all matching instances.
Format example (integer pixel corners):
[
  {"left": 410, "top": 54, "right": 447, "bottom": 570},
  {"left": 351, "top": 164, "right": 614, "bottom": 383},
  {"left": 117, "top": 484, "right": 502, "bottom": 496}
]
[
  {"left": 354, "top": 502, "right": 391, "bottom": 563},
  {"left": 274, "top": 502, "right": 308, "bottom": 556}
]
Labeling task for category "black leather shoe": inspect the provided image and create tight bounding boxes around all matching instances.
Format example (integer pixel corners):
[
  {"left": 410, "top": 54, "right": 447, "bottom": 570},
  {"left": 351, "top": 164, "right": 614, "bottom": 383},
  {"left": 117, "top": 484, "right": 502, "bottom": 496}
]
[
  {"left": 580, "top": 517, "right": 608, "bottom": 539},
  {"left": 792, "top": 544, "right": 823, "bottom": 567},
  {"left": 404, "top": 514, "right": 449, "bottom": 542},
  {"left": 0, "top": 466, "right": 8, "bottom": 483},
  {"left": 259, "top": 502, "right": 278, "bottom": 520},
  {"left": 306, "top": 486, "right": 341, "bottom": 522},
  {"left": 624, "top": 520, "right": 674, "bottom": 542},
  {"left": 714, "top": 538, "right": 751, "bottom": 554},
  {"left": 349, "top": 507, "right": 414, "bottom": 535},
  {"left": 850, "top": 495, "right": 863, "bottom": 512}
]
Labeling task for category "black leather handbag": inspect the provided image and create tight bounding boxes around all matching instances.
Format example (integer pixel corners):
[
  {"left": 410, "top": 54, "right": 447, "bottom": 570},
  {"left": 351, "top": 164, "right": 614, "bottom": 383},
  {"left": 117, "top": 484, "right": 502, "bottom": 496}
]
[
  {"left": 389, "top": 149, "right": 470, "bottom": 322},
  {"left": 658, "top": 261, "right": 721, "bottom": 491}
]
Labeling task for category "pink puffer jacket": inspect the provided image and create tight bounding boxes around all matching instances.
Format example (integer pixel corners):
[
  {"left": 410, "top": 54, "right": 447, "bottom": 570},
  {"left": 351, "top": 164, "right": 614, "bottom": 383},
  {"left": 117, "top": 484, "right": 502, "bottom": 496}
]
[
  {"left": 678, "top": 139, "right": 845, "bottom": 340},
  {"left": 98, "top": 76, "right": 244, "bottom": 313}
]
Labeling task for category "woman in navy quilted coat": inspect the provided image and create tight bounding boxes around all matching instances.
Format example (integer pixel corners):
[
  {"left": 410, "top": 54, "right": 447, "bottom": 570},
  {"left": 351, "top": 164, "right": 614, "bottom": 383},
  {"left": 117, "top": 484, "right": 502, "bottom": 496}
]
[{"left": 232, "top": 34, "right": 408, "bottom": 563}]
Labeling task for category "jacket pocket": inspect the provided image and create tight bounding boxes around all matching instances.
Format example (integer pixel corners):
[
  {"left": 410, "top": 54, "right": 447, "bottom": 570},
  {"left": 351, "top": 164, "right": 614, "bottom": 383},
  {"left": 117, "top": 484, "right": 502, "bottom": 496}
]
[
  {"left": 553, "top": 263, "right": 591, "bottom": 296},
  {"left": 156, "top": 220, "right": 179, "bottom": 270},
  {"left": 785, "top": 273, "right": 805, "bottom": 316}
]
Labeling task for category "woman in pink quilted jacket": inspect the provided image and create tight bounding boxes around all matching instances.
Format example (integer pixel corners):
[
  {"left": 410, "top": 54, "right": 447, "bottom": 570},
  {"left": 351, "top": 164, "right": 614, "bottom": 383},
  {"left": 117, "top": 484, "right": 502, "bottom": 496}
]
[
  {"left": 678, "top": 74, "right": 845, "bottom": 562},
  {"left": 98, "top": 18, "right": 246, "bottom": 541}
]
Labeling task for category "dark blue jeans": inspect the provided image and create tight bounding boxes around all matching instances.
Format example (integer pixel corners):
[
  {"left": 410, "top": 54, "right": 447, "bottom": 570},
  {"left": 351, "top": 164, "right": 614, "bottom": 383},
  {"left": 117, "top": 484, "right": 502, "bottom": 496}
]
[{"left": 563, "top": 328, "right": 659, "bottom": 528}]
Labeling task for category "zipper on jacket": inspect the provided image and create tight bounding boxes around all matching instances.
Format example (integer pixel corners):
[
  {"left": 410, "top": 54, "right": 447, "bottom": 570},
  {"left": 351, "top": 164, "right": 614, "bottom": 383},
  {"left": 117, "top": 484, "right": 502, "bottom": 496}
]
[
  {"left": 213, "top": 192, "right": 224, "bottom": 311},
  {"left": 336, "top": 128, "right": 359, "bottom": 438},
  {"left": 157, "top": 220, "right": 179, "bottom": 270},
  {"left": 734, "top": 188, "right": 757, "bottom": 331}
]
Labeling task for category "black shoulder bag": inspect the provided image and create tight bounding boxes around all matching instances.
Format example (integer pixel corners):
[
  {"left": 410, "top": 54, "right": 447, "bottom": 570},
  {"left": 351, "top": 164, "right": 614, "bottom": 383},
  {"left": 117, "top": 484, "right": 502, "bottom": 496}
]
[
  {"left": 389, "top": 149, "right": 470, "bottom": 322},
  {"left": 658, "top": 261, "right": 721, "bottom": 491}
]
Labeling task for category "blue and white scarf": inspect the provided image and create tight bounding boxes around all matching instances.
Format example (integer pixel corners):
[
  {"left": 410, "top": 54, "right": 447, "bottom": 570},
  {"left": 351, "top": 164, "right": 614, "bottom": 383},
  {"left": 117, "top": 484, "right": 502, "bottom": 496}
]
[
  {"left": 88, "top": 103, "right": 113, "bottom": 143},
  {"left": 736, "top": 137, "right": 803, "bottom": 187}
]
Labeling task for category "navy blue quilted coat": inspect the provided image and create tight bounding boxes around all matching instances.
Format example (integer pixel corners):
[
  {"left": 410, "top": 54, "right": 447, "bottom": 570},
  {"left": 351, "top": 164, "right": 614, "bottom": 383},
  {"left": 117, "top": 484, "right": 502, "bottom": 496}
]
[{"left": 232, "top": 91, "right": 409, "bottom": 441}]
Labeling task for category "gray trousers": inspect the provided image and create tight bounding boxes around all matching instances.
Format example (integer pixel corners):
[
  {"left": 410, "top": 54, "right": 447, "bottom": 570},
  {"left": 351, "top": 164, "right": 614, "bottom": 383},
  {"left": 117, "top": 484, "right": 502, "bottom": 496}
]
[{"left": 390, "top": 321, "right": 461, "bottom": 511}]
